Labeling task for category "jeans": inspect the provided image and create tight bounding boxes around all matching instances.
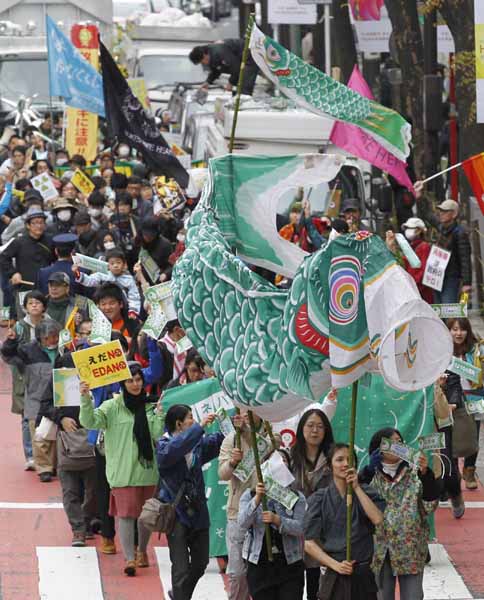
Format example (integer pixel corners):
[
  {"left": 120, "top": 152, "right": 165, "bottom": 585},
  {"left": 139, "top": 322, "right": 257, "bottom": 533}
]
[
  {"left": 226, "top": 519, "right": 249, "bottom": 600},
  {"left": 378, "top": 554, "right": 424, "bottom": 600},
  {"left": 59, "top": 467, "right": 97, "bottom": 534},
  {"left": 22, "top": 416, "right": 32, "bottom": 460},
  {"left": 167, "top": 520, "right": 209, "bottom": 600},
  {"left": 439, "top": 427, "right": 462, "bottom": 498},
  {"left": 433, "top": 276, "right": 460, "bottom": 304},
  {"left": 464, "top": 420, "right": 481, "bottom": 468}
]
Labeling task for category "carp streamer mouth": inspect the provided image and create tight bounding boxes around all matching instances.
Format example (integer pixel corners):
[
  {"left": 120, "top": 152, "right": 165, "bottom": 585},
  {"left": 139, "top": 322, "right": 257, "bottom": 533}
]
[{"left": 275, "top": 69, "right": 291, "bottom": 77}]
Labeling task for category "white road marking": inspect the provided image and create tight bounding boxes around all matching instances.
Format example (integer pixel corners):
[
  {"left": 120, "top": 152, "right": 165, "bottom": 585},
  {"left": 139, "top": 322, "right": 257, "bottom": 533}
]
[
  {"left": 37, "top": 547, "right": 104, "bottom": 600},
  {"left": 155, "top": 546, "right": 227, "bottom": 599},
  {"left": 0, "top": 502, "right": 63, "bottom": 509},
  {"left": 424, "top": 543, "right": 473, "bottom": 599},
  {"left": 439, "top": 501, "right": 484, "bottom": 509}
]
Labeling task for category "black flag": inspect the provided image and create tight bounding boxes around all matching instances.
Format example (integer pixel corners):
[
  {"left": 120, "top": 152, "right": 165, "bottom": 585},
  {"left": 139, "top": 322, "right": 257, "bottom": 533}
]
[{"left": 100, "top": 42, "right": 189, "bottom": 188}]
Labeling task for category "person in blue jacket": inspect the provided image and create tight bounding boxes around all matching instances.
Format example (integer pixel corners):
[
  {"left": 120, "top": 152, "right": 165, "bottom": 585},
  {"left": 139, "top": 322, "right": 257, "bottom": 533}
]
[{"left": 157, "top": 404, "right": 224, "bottom": 600}]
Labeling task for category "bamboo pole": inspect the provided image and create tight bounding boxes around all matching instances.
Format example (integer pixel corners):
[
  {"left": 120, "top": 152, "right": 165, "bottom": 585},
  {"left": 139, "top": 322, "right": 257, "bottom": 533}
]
[
  {"left": 248, "top": 410, "right": 273, "bottom": 562},
  {"left": 264, "top": 420, "right": 278, "bottom": 451},
  {"left": 235, "top": 407, "right": 241, "bottom": 449},
  {"left": 228, "top": 14, "right": 255, "bottom": 154},
  {"left": 346, "top": 380, "right": 359, "bottom": 562}
]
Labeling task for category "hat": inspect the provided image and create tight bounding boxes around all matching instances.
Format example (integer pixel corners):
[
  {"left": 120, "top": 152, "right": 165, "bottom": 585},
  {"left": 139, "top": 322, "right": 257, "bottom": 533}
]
[
  {"left": 25, "top": 209, "right": 46, "bottom": 223},
  {"left": 52, "top": 233, "right": 78, "bottom": 247},
  {"left": 73, "top": 211, "right": 91, "bottom": 226},
  {"left": 48, "top": 272, "right": 70, "bottom": 285},
  {"left": 402, "top": 217, "right": 426, "bottom": 231},
  {"left": 52, "top": 198, "right": 77, "bottom": 212},
  {"left": 140, "top": 217, "right": 159, "bottom": 235},
  {"left": 341, "top": 198, "right": 360, "bottom": 212},
  {"left": 24, "top": 189, "right": 43, "bottom": 203},
  {"left": 437, "top": 199, "right": 459, "bottom": 212}
]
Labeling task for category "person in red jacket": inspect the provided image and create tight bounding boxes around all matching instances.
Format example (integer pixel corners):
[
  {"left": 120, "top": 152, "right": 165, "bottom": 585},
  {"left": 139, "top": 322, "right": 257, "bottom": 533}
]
[{"left": 386, "top": 217, "right": 433, "bottom": 303}]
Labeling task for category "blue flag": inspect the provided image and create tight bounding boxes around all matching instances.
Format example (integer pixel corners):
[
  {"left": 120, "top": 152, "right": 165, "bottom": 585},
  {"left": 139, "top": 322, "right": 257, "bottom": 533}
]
[{"left": 46, "top": 16, "right": 105, "bottom": 117}]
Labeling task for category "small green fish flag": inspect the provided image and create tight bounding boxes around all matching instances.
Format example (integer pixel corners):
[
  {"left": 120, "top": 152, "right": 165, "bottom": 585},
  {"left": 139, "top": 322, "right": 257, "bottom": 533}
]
[{"left": 249, "top": 25, "right": 411, "bottom": 162}]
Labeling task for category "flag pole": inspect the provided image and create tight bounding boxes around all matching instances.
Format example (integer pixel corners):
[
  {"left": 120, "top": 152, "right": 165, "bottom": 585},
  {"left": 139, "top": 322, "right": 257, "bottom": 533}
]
[
  {"left": 228, "top": 13, "right": 255, "bottom": 154},
  {"left": 346, "top": 379, "right": 358, "bottom": 561},
  {"left": 248, "top": 410, "right": 273, "bottom": 562},
  {"left": 420, "top": 161, "right": 463, "bottom": 185}
]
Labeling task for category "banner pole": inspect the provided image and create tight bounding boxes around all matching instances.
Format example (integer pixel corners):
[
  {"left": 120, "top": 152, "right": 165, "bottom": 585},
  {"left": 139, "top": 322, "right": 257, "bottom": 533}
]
[
  {"left": 248, "top": 410, "right": 273, "bottom": 562},
  {"left": 346, "top": 380, "right": 358, "bottom": 562},
  {"left": 228, "top": 13, "right": 255, "bottom": 154},
  {"left": 420, "top": 161, "right": 463, "bottom": 185}
]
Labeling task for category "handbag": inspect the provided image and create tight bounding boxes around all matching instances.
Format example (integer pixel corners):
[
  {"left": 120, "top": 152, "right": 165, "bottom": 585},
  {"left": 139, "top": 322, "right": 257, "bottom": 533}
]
[
  {"left": 139, "top": 477, "right": 187, "bottom": 535},
  {"left": 452, "top": 406, "right": 479, "bottom": 458},
  {"left": 35, "top": 417, "right": 58, "bottom": 441},
  {"left": 57, "top": 429, "right": 96, "bottom": 471}
]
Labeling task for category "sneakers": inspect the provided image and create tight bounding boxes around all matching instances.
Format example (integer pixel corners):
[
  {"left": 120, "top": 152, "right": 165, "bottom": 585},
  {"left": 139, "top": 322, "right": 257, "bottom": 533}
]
[
  {"left": 39, "top": 472, "right": 53, "bottom": 483},
  {"left": 463, "top": 466, "right": 479, "bottom": 490},
  {"left": 85, "top": 527, "right": 95, "bottom": 540},
  {"left": 100, "top": 537, "right": 117, "bottom": 555},
  {"left": 24, "top": 459, "right": 35, "bottom": 471},
  {"left": 72, "top": 532, "right": 86, "bottom": 547},
  {"left": 124, "top": 560, "right": 136, "bottom": 577},
  {"left": 135, "top": 549, "right": 149, "bottom": 568},
  {"left": 450, "top": 493, "right": 465, "bottom": 519}
]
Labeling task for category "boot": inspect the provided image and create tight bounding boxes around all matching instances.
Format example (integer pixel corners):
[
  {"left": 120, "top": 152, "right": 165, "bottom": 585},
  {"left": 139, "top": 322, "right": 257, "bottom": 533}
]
[
  {"left": 124, "top": 561, "right": 136, "bottom": 577},
  {"left": 463, "top": 466, "right": 478, "bottom": 490},
  {"left": 450, "top": 493, "right": 465, "bottom": 519},
  {"left": 135, "top": 549, "right": 149, "bottom": 568},
  {"left": 100, "top": 537, "right": 117, "bottom": 554}
]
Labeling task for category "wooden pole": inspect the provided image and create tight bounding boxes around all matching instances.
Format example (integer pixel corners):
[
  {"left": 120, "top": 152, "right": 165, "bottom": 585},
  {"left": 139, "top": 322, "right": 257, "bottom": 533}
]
[
  {"left": 235, "top": 407, "right": 241, "bottom": 449},
  {"left": 248, "top": 410, "right": 273, "bottom": 562},
  {"left": 228, "top": 14, "right": 255, "bottom": 154},
  {"left": 264, "top": 420, "right": 278, "bottom": 451},
  {"left": 346, "top": 380, "right": 358, "bottom": 562}
]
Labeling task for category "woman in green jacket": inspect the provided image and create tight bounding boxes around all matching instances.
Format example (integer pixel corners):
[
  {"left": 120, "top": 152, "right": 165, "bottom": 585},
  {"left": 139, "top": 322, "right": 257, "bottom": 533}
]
[{"left": 79, "top": 362, "right": 165, "bottom": 577}]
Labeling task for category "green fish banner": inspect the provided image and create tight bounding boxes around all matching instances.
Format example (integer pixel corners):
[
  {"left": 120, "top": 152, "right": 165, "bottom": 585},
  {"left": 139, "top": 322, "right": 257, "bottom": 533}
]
[
  {"left": 249, "top": 25, "right": 411, "bottom": 162},
  {"left": 207, "top": 153, "right": 344, "bottom": 278},
  {"left": 162, "top": 378, "right": 234, "bottom": 557}
]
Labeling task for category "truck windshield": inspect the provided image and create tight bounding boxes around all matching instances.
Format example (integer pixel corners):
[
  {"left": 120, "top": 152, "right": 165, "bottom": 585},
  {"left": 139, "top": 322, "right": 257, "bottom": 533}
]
[
  {"left": 138, "top": 55, "right": 205, "bottom": 89},
  {"left": 0, "top": 58, "right": 51, "bottom": 104}
]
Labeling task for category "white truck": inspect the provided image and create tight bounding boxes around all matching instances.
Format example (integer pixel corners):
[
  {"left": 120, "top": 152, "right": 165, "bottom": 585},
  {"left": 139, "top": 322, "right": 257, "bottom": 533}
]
[{"left": 0, "top": 0, "right": 112, "bottom": 125}]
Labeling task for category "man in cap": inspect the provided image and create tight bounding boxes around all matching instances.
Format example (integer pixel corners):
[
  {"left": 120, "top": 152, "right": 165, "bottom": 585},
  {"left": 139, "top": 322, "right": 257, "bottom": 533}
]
[
  {"left": 0, "top": 189, "right": 51, "bottom": 244},
  {"left": 340, "top": 198, "right": 363, "bottom": 233},
  {"left": 0, "top": 210, "right": 53, "bottom": 314},
  {"left": 45, "top": 272, "right": 77, "bottom": 327},
  {"left": 74, "top": 211, "right": 97, "bottom": 257},
  {"left": 415, "top": 181, "right": 472, "bottom": 303},
  {"left": 37, "top": 233, "right": 80, "bottom": 296},
  {"left": 48, "top": 198, "right": 78, "bottom": 236}
]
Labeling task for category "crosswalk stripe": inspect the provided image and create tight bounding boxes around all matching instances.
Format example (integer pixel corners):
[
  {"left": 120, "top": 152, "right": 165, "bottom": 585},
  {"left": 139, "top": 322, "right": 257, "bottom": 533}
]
[
  {"left": 0, "top": 502, "right": 63, "bottom": 509},
  {"left": 154, "top": 546, "right": 227, "bottom": 599},
  {"left": 37, "top": 547, "right": 104, "bottom": 600},
  {"left": 439, "top": 501, "right": 484, "bottom": 509},
  {"left": 424, "top": 544, "right": 473, "bottom": 599}
]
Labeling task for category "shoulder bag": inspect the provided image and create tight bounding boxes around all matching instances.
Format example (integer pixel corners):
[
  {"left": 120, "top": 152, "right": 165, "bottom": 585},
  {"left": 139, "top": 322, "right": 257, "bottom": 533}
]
[
  {"left": 139, "top": 477, "right": 187, "bottom": 535},
  {"left": 57, "top": 428, "right": 96, "bottom": 471}
]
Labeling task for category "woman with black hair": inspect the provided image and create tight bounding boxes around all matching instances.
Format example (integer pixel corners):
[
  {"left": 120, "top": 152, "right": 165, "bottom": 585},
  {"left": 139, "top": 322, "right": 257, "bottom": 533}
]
[
  {"left": 165, "top": 349, "right": 205, "bottom": 388},
  {"left": 157, "top": 403, "right": 224, "bottom": 599},
  {"left": 304, "top": 443, "right": 384, "bottom": 600},
  {"left": 359, "top": 428, "right": 439, "bottom": 600},
  {"left": 79, "top": 363, "right": 165, "bottom": 576},
  {"left": 291, "top": 406, "right": 335, "bottom": 600}
]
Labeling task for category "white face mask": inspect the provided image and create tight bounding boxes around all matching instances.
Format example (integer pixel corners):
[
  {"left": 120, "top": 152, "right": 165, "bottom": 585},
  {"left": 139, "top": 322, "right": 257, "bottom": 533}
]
[
  {"left": 56, "top": 158, "right": 68, "bottom": 166},
  {"left": 118, "top": 145, "right": 130, "bottom": 158},
  {"left": 404, "top": 228, "right": 418, "bottom": 241},
  {"left": 88, "top": 207, "right": 102, "bottom": 217},
  {"left": 57, "top": 209, "right": 72, "bottom": 222},
  {"left": 176, "top": 233, "right": 186, "bottom": 243},
  {"left": 104, "top": 241, "right": 116, "bottom": 250}
]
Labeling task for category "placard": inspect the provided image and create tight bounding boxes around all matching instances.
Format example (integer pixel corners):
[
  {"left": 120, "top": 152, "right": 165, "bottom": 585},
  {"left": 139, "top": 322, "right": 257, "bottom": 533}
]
[
  {"left": 31, "top": 173, "right": 58, "bottom": 202},
  {"left": 144, "top": 282, "right": 172, "bottom": 304},
  {"left": 418, "top": 432, "right": 446, "bottom": 451},
  {"left": 72, "top": 339, "right": 130, "bottom": 389},
  {"left": 431, "top": 303, "right": 468, "bottom": 319},
  {"left": 380, "top": 437, "right": 421, "bottom": 467},
  {"left": 268, "top": 0, "right": 317, "bottom": 24},
  {"left": 71, "top": 168, "right": 95, "bottom": 195},
  {"left": 142, "top": 303, "right": 168, "bottom": 340},
  {"left": 176, "top": 336, "right": 193, "bottom": 354},
  {"left": 73, "top": 253, "right": 109, "bottom": 274},
  {"left": 53, "top": 368, "right": 81, "bottom": 407},
  {"left": 139, "top": 248, "right": 161, "bottom": 284},
  {"left": 422, "top": 245, "right": 451, "bottom": 292},
  {"left": 448, "top": 356, "right": 481, "bottom": 384},
  {"left": 88, "top": 300, "right": 112, "bottom": 345}
]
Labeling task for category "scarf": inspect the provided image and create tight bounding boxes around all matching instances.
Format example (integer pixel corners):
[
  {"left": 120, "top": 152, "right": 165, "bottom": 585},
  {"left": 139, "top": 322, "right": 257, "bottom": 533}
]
[
  {"left": 121, "top": 386, "right": 154, "bottom": 467},
  {"left": 161, "top": 333, "right": 186, "bottom": 379}
]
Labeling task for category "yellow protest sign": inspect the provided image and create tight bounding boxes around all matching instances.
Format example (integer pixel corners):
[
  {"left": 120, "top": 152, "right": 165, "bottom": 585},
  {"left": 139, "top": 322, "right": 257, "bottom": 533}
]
[
  {"left": 71, "top": 169, "right": 95, "bottom": 195},
  {"left": 72, "top": 340, "right": 131, "bottom": 389}
]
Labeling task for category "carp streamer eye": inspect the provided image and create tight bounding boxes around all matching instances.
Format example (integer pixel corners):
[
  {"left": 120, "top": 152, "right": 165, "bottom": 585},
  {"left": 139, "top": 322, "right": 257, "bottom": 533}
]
[{"left": 267, "top": 45, "right": 280, "bottom": 63}]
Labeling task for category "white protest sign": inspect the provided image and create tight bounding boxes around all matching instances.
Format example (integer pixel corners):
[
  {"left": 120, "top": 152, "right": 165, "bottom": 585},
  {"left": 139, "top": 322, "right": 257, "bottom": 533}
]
[
  {"left": 142, "top": 303, "right": 168, "bottom": 340},
  {"left": 268, "top": 0, "right": 317, "bottom": 24},
  {"left": 422, "top": 245, "right": 451, "bottom": 292},
  {"left": 88, "top": 299, "right": 112, "bottom": 344},
  {"left": 73, "top": 253, "right": 109, "bottom": 275},
  {"left": 53, "top": 368, "right": 81, "bottom": 407},
  {"left": 31, "top": 173, "right": 58, "bottom": 202}
]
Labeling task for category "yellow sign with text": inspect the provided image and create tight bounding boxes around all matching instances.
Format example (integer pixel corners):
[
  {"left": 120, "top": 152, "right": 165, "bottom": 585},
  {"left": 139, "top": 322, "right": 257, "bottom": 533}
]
[
  {"left": 71, "top": 169, "right": 95, "bottom": 195},
  {"left": 72, "top": 340, "right": 131, "bottom": 389}
]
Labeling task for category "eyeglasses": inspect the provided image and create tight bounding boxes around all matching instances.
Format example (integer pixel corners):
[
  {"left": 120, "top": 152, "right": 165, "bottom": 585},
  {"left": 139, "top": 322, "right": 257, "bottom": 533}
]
[{"left": 304, "top": 423, "right": 325, "bottom": 431}]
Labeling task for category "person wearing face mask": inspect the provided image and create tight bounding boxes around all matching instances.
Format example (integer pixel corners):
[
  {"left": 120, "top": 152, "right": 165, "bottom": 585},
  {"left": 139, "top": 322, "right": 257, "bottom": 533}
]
[
  {"left": 87, "top": 190, "right": 109, "bottom": 231},
  {"left": 49, "top": 198, "right": 78, "bottom": 235},
  {"left": 74, "top": 211, "right": 98, "bottom": 257},
  {"left": 385, "top": 217, "right": 433, "bottom": 303},
  {"left": 1, "top": 320, "right": 63, "bottom": 482},
  {"left": 358, "top": 428, "right": 440, "bottom": 600},
  {"left": 55, "top": 149, "right": 70, "bottom": 168},
  {"left": 117, "top": 144, "right": 131, "bottom": 161}
]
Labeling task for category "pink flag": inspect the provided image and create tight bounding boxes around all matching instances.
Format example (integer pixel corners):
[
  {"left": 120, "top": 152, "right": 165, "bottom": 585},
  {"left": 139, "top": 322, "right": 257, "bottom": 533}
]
[
  {"left": 330, "top": 66, "right": 414, "bottom": 193},
  {"left": 349, "top": 0, "right": 384, "bottom": 20}
]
